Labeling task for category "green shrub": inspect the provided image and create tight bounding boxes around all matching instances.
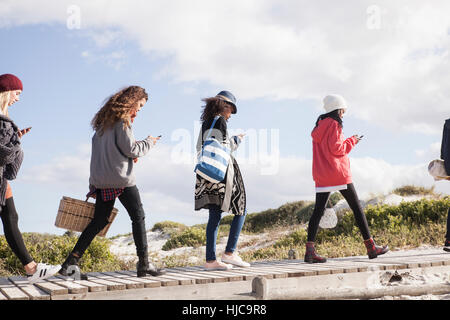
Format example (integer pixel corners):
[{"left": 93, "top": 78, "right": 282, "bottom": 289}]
[
  {"left": 296, "top": 203, "right": 315, "bottom": 223},
  {"left": 0, "top": 233, "right": 126, "bottom": 277},
  {"left": 162, "top": 227, "right": 206, "bottom": 251},
  {"left": 257, "top": 197, "right": 450, "bottom": 262},
  {"left": 151, "top": 221, "right": 187, "bottom": 233},
  {"left": 220, "top": 201, "right": 311, "bottom": 233},
  {"left": 392, "top": 185, "right": 436, "bottom": 196}
]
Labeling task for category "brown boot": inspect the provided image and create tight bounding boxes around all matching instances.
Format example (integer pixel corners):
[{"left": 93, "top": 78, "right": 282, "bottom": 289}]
[
  {"left": 364, "top": 238, "right": 389, "bottom": 259},
  {"left": 304, "top": 242, "right": 327, "bottom": 263}
]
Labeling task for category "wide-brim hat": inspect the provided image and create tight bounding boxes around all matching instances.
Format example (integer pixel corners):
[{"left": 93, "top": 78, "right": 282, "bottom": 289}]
[
  {"left": 215, "top": 90, "right": 237, "bottom": 114},
  {"left": 323, "top": 94, "right": 347, "bottom": 113}
]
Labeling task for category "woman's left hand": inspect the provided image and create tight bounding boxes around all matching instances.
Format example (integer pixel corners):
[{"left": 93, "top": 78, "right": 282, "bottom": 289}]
[{"left": 18, "top": 127, "right": 31, "bottom": 138}]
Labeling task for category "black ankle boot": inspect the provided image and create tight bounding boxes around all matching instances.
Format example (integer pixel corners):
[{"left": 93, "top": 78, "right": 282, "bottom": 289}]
[
  {"left": 444, "top": 239, "right": 450, "bottom": 252},
  {"left": 304, "top": 242, "right": 327, "bottom": 263},
  {"left": 59, "top": 253, "right": 88, "bottom": 280},
  {"left": 136, "top": 255, "right": 166, "bottom": 277},
  {"left": 364, "top": 238, "right": 389, "bottom": 259}
]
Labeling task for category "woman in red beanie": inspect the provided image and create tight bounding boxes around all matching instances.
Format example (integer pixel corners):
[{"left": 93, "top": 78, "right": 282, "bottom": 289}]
[
  {"left": 305, "top": 94, "right": 389, "bottom": 263},
  {"left": 0, "top": 74, "right": 61, "bottom": 282}
]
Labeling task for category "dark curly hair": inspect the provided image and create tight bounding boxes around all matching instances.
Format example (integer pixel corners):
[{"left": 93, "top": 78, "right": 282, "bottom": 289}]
[
  {"left": 200, "top": 97, "right": 232, "bottom": 123},
  {"left": 91, "top": 86, "right": 148, "bottom": 135}
]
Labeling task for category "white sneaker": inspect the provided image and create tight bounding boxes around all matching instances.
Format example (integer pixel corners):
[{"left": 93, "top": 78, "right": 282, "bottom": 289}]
[
  {"left": 204, "top": 260, "right": 233, "bottom": 271},
  {"left": 27, "top": 263, "right": 62, "bottom": 284},
  {"left": 221, "top": 253, "right": 250, "bottom": 268}
]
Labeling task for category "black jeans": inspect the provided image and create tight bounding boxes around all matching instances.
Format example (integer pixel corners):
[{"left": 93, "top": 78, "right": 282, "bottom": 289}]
[
  {"left": 71, "top": 185, "right": 148, "bottom": 258},
  {"left": 0, "top": 197, "right": 33, "bottom": 266},
  {"left": 307, "top": 183, "right": 371, "bottom": 242}
]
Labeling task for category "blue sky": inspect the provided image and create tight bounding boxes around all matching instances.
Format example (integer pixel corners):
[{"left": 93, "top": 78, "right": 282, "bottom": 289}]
[{"left": 1, "top": 1, "right": 449, "bottom": 236}]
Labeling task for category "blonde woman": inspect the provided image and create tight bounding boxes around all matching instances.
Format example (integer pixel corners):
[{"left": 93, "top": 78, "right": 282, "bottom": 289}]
[
  {"left": 59, "top": 86, "right": 166, "bottom": 278},
  {"left": 0, "top": 74, "right": 60, "bottom": 283}
]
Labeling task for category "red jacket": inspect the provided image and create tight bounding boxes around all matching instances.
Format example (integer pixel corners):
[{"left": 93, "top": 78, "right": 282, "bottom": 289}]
[{"left": 311, "top": 118, "right": 358, "bottom": 188}]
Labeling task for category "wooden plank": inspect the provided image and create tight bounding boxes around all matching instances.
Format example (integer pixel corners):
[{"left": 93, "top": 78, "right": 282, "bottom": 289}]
[
  {"left": 251, "top": 264, "right": 317, "bottom": 277},
  {"left": 85, "top": 277, "right": 126, "bottom": 291},
  {"left": 166, "top": 269, "right": 214, "bottom": 284},
  {"left": 100, "top": 272, "right": 145, "bottom": 289},
  {"left": 260, "top": 264, "right": 320, "bottom": 277},
  {"left": 53, "top": 274, "right": 107, "bottom": 293},
  {"left": 34, "top": 281, "right": 69, "bottom": 296},
  {"left": 224, "top": 266, "right": 287, "bottom": 279},
  {"left": 0, "top": 290, "right": 8, "bottom": 300},
  {"left": 258, "top": 261, "right": 333, "bottom": 275},
  {"left": 74, "top": 280, "right": 107, "bottom": 292},
  {"left": 198, "top": 267, "right": 258, "bottom": 281},
  {"left": 250, "top": 261, "right": 319, "bottom": 277},
  {"left": 0, "top": 278, "right": 29, "bottom": 300},
  {"left": 46, "top": 276, "right": 89, "bottom": 294},
  {"left": 9, "top": 276, "right": 50, "bottom": 300},
  {"left": 119, "top": 275, "right": 162, "bottom": 288},
  {"left": 116, "top": 270, "right": 178, "bottom": 287},
  {"left": 171, "top": 267, "right": 229, "bottom": 284},
  {"left": 189, "top": 266, "right": 247, "bottom": 281},
  {"left": 111, "top": 271, "right": 161, "bottom": 288},
  {"left": 87, "top": 272, "right": 141, "bottom": 290},
  {"left": 311, "top": 261, "right": 363, "bottom": 273},
  {"left": 152, "top": 273, "right": 195, "bottom": 285}
]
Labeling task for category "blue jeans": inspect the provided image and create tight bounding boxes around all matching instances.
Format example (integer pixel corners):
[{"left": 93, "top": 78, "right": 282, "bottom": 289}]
[{"left": 206, "top": 205, "right": 246, "bottom": 262}]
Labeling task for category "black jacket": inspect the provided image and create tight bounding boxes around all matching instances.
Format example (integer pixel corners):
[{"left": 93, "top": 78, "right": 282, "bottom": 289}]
[
  {"left": 441, "top": 118, "right": 450, "bottom": 175},
  {"left": 0, "top": 115, "right": 24, "bottom": 205}
]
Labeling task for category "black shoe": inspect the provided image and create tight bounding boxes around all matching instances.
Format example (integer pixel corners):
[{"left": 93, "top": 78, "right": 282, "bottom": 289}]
[
  {"left": 136, "top": 261, "right": 166, "bottom": 277},
  {"left": 59, "top": 253, "right": 89, "bottom": 280},
  {"left": 444, "top": 240, "right": 450, "bottom": 253}
]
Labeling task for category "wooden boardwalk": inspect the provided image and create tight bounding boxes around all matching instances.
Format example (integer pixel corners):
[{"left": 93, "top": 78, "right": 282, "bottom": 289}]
[{"left": 0, "top": 250, "right": 449, "bottom": 300}]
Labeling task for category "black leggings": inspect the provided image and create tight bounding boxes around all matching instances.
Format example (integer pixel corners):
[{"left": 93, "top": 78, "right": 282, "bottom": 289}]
[
  {"left": 446, "top": 208, "right": 450, "bottom": 240},
  {"left": 307, "top": 183, "right": 371, "bottom": 242},
  {"left": 0, "top": 197, "right": 33, "bottom": 266}
]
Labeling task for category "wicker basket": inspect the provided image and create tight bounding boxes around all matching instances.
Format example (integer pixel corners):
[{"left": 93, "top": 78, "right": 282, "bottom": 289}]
[{"left": 55, "top": 196, "right": 118, "bottom": 237}]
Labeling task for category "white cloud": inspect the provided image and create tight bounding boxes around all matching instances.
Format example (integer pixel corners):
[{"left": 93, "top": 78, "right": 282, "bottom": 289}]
[
  {"left": 415, "top": 142, "right": 441, "bottom": 159},
  {"left": 1, "top": 1, "right": 449, "bottom": 134}
]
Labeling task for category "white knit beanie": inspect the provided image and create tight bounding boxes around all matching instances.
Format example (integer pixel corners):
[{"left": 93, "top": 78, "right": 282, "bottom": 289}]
[{"left": 323, "top": 94, "right": 348, "bottom": 113}]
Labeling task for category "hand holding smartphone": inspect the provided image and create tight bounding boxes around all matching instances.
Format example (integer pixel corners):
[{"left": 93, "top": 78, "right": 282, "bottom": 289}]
[{"left": 18, "top": 127, "right": 32, "bottom": 138}]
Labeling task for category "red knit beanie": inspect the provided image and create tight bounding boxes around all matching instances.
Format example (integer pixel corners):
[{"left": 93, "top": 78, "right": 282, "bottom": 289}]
[{"left": 0, "top": 74, "right": 23, "bottom": 93}]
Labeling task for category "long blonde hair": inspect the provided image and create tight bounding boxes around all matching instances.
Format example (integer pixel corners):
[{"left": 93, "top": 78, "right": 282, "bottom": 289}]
[
  {"left": 91, "top": 86, "right": 148, "bottom": 135},
  {"left": 0, "top": 91, "right": 11, "bottom": 117}
]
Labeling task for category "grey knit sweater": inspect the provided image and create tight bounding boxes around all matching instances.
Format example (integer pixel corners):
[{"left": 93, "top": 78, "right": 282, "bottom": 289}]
[
  {"left": 89, "top": 120, "right": 154, "bottom": 188},
  {"left": 0, "top": 115, "right": 24, "bottom": 206}
]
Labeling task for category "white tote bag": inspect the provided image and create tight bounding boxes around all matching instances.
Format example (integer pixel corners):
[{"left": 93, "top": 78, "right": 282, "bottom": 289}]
[{"left": 428, "top": 159, "right": 450, "bottom": 181}]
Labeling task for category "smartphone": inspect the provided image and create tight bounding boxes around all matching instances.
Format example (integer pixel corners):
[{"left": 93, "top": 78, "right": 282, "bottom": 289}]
[
  {"left": 157, "top": 135, "right": 162, "bottom": 138},
  {"left": 358, "top": 135, "right": 364, "bottom": 139}
]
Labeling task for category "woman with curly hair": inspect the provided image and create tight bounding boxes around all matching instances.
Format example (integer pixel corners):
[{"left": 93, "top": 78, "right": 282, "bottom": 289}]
[
  {"left": 59, "top": 86, "right": 166, "bottom": 278},
  {"left": 195, "top": 90, "right": 249, "bottom": 270},
  {"left": 0, "top": 74, "right": 61, "bottom": 283}
]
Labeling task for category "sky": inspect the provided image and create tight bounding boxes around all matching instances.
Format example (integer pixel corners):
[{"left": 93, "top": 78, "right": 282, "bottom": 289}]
[{"left": 0, "top": 0, "right": 449, "bottom": 236}]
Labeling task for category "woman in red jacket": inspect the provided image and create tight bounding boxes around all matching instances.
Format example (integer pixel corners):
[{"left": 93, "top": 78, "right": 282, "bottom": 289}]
[{"left": 305, "top": 94, "right": 389, "bottom": 263}]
